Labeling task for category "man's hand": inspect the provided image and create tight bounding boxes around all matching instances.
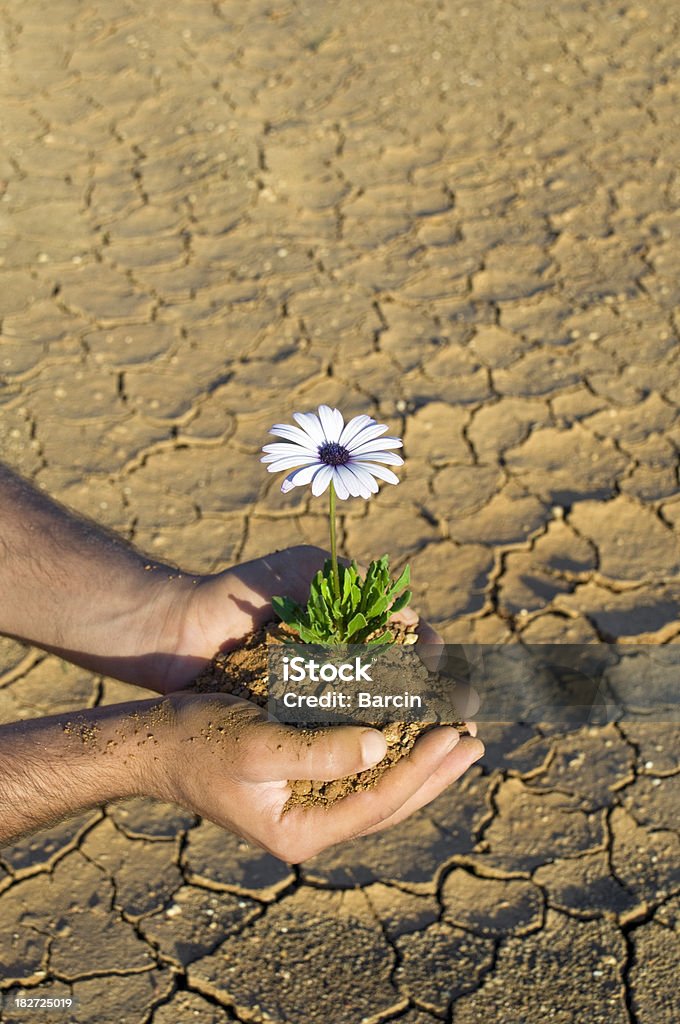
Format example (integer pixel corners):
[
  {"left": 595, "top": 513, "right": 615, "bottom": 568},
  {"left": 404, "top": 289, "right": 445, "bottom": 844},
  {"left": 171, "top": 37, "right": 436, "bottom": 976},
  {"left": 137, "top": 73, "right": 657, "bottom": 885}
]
[
  {"left": 0, "top": 690, "right": 483, "bottom": 858},
  {"left": 160, "top": 544, "right": 480, "bottom": 723},
  {"left": 158, "top": 692, "right": 484, "bottom": 863},
  {"left": 0, "top": 466, "right": 483, "bottom": 855},
  {"left": 0, "top": 464, "right": 472, "bottom": 711},
  {"left": 158, "top": 544, "right": 439, "bottom": 693},
  {"left": 0, "top": 467, "right": 441, "bottom": 694}
]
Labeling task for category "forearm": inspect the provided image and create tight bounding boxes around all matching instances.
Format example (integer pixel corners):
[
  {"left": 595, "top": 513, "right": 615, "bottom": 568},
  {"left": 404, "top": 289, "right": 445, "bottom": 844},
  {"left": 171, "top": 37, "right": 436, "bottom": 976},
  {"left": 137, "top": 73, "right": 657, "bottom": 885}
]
[
  {"left": 0, "top": 698, "right": 171, "bottom": 846},
  {"left": 0, "top": 465, "right": 195, "bottom": 688}
]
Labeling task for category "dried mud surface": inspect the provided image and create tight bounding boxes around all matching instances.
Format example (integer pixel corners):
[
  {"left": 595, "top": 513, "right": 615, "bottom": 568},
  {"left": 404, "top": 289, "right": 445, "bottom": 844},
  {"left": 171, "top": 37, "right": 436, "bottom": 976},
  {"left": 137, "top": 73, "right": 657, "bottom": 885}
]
[{"left": 1, "top": 0, "right": 679, "bottom": 1021}]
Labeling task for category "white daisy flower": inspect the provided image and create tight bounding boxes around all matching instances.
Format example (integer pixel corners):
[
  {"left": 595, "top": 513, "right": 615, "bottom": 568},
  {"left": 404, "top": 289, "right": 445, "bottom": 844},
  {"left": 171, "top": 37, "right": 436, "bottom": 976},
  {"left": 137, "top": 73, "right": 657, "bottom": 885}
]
[{"left": 261, "top": 404, "right": 404, "bottom": 500}]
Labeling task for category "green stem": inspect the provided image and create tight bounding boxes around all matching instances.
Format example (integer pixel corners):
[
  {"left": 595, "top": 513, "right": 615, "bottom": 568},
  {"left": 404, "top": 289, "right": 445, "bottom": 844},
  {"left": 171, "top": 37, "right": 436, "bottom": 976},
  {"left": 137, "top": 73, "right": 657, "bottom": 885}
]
[{"left": 328, "top": 481, "right": 341, "bottom": 601}]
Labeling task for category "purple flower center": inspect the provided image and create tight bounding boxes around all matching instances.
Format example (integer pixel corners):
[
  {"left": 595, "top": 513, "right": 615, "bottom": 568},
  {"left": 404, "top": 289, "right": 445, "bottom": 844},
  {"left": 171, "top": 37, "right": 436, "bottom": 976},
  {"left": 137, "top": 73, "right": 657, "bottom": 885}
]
[{"left": 318, "top": 441, "right": 351, "bottom": 466}]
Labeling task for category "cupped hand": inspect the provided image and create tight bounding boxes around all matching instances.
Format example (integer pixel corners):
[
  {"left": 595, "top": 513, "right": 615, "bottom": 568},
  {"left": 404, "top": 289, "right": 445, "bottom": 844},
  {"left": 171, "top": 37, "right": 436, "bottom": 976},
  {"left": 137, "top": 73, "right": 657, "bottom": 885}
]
[
  {"left": 159, "top": 691, "right": 484, "bottom": 863},
  {"left": 162, "top": 544, "right": 479, "bottom": 729},
  {"left": 158, "top": 545, "right": 339, "bottom": 692}
]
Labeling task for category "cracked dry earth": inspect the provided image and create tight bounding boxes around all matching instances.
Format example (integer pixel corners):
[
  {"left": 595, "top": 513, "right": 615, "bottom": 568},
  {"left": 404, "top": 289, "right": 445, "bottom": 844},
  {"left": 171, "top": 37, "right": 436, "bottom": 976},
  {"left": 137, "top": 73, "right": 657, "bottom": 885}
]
[{"left": 0, "top": 0, "right": 679, "bottom": 1021}]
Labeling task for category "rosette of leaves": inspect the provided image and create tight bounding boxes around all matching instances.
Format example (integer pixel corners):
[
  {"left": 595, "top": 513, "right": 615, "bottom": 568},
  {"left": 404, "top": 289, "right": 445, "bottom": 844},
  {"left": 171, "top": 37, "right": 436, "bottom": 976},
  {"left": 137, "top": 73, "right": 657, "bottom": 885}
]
[{"left": 272, "top": 556, "right": 411, "bottom": 646}]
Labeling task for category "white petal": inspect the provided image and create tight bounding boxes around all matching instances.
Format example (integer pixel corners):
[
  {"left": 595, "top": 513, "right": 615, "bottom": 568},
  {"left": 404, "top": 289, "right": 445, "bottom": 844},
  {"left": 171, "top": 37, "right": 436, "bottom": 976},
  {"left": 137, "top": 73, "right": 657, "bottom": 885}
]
[
  {"left": 262, "top": 442, "right": 317, "bottom": 457},
  {"left": 351, "top": 451, "right": 404, "bottom": 466},
  {"left": 266, "top": 455, "right": 320, "bottom": 472},
  {"left": 335, "top": 464, "right": 363, "bottom": 498},
  {"left": 262, "top": 454, "right": 312, "bottom": 466},
  {"left": 331, "top": 469, "right": 350, "bottom": 500},
  {"left": 355, "top": 462, "right": 401, "bottom": 485},
  {"left": 311, "top": 464, "right": 334, "bottom": 497},
  {"left": 269, "top": 423, "right": 320, "bottom": 448},
  {"left": 346, "top": 436, "right": 403, "bottom": 456},
  {"left": 348, "top": 465, "right": 379, "bottom": 497},
  {"left": 280, "top": 463, "right": 320, "bottom": 492},
  {"left": 339, "top": 414, "right": 375, "bottom": 448},
  {"left": 293, "top": 411, "right": 325, "bottom": 446},
  {"left": 317, "top": 404, "right": 345, "bottom": 442},
  {"left": 346, "top": 422, "right": 391, "bottom": 450}
]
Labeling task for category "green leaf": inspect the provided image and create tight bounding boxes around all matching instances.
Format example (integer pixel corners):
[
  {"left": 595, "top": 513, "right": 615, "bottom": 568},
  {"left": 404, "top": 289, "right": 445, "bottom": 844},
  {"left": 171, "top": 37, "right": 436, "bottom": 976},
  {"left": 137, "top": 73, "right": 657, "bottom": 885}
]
[
  {"left": 360, "top": 581, "right": 380, "bottom": 614},
  {"left": 386, "top": 564, "right": 410, "bottom": 601},
  {"left": 308, "top": 601, "right": 325, "bottom": 631},
  {"left": 341, "top": 563, "right": 357, "bottom": 603},
  {"left": 271, "top": 595, "right": 305, "bottom": 627},
  {"left": 389, "top": 589, "right": 412, "bottom": 614},
  {"left": 346, "top": 611, "right": 368, "bottom": 638},
  {"left": 365, "top": 594, "right": 389, "bottom": 619},
  {"left": 309, "top": 598, "right": 329, "bottom": 634},
  {"left": 274, "top": 555, "right": 412, "bottom": 645},
  {"left": 295, "top": 624, "right": 323, "bottom": 644},
  {"left": 318, "top": 575, "right": 333, "bottom": 608}
]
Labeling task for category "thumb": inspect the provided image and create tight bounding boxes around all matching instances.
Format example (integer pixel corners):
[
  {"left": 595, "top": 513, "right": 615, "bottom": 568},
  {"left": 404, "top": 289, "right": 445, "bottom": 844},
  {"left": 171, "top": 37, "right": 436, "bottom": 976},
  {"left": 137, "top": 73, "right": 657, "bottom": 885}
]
[{"left": 241, "top": 722, "right": 387, "bottom": 783}]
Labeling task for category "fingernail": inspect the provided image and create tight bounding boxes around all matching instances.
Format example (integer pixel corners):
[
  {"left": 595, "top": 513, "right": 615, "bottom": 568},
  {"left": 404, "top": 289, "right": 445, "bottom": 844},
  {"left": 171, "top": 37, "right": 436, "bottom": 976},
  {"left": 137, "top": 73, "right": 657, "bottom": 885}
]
[
  {"left": 361, "top": 729, "right": 387, "bottom": 767},
  {"left": 466, "top": 738, "right": 485, "bottom": 763},
  {"left": 443, "top": 728, "right": 460, "bottom": 753}
]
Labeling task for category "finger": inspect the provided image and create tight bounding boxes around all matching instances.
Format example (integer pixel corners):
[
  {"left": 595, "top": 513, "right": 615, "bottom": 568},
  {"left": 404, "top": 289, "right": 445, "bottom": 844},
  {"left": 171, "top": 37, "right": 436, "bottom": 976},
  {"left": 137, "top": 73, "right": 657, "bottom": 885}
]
[
  {"left": 414, "top": 619, "right": 445, "bottom": 672},
  {"left": 390, "top": 604, "right": 419, "bottom": 629},
  {"left": 410, "top": 620, "right": 480, "bottom": 722},
  {"left": 415, "top": 618, "right": 444, "bottom": 646},
  {"left": 240, "top": 721, "right": 388, "bottom": 783},
  {"left": 224, "top": 546, "right": 328, "bottom": 615},
  {"left": 449, "top": 681, "right": 480, "bottom": 719},
  {"left": 271, "top": 545, "right": 327, "bottom": 604},
  {"left": 274, "top": 726, "right": 462, "bottom": 860},
  {"left": 358, "top": 735, "right": 485, "bottom": 835}
]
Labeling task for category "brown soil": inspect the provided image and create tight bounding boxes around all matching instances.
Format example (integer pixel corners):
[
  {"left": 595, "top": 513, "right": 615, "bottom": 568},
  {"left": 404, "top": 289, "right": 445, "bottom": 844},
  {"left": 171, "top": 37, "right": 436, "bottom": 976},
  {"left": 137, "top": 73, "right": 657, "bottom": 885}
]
[{"left": 190, "top": 622, "right": 467, "bottom": 808}]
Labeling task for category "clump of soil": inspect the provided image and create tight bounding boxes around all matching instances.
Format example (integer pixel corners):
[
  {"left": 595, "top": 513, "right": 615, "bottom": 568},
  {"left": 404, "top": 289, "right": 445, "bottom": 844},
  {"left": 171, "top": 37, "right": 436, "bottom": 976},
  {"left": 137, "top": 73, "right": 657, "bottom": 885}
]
[{"left": 191, "top": 622, "right": 466, "bottom": 808}]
